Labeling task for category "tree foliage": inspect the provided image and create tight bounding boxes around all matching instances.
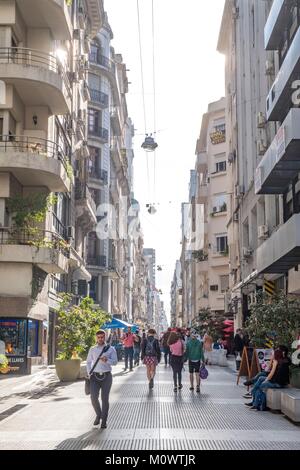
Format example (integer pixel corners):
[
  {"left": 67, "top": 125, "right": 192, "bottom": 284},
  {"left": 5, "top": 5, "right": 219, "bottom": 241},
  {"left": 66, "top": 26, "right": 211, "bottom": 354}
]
[
  {"left": 196, "top": 308, "right": 226, "bottom": 341},
  {"left": 56, "top": 295, "right": 111, "bottom": 360},
  {"left": 246, "top": 292, "right": 300, "bottom": 350}
]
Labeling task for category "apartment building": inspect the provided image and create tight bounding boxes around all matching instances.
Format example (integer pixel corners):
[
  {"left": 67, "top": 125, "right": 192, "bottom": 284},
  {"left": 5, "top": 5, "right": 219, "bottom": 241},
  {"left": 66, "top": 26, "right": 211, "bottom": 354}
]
[
  {"left": 192, "top": 99, "right": 230, "bottom": 327},
  {"left": 217, "top": 0, "right": 281, "bottom": 328},
  {"left": 255, "top": 0, "right": 300, "bottom": 296},
  {"left": 170, "top": 260, "right": 182, "bottom": 327},
  {"left": 84, "top": 15, "right": 135, "bottom": 320},
  {"left": 143, "top": 248, "right": 156, "bottom": 327},
  {"left": 0, "top": 0, "right": 104, "bottom": 369}
]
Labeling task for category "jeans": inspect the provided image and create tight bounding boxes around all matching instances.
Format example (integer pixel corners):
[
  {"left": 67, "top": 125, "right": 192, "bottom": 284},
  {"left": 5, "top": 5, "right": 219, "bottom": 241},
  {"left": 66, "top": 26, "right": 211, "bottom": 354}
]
[
  {"left": 90, "top": 373, "right": 112, "bottom": 424},
  {"left": 133, "top": 347, "right": 140, "bottom": 365},
  {"left": 249, "top": 371, "right": 267, "bottom": 386},
  {"left": 164, "top": 348, "right": 170, "bottom": 365},
  {"left": 252, "top": 379, "right": 281, "bottom": 408},
  {"left": 124, "top": 347, "right": 134, "bottom": 370}
]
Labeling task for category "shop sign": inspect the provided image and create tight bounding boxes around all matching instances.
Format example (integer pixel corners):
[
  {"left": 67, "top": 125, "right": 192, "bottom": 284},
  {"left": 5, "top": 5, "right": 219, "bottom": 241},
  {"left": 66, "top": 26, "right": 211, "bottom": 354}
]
[{"left": 2, "top": 356, "right": 30, "bottom": 375}]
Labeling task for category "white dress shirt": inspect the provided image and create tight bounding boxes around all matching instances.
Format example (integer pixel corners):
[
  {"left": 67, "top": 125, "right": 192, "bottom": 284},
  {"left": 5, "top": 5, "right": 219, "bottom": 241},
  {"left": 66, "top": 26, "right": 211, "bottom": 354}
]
[{"left": 86, "top": 343, "right": 118, "bottom": 374}]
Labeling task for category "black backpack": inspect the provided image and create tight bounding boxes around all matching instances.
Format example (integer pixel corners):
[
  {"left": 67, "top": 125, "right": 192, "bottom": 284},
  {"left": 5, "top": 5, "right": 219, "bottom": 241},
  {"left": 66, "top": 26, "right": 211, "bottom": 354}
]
[{"left": 145, "top": 337, "right": 157, "bottom": 356}]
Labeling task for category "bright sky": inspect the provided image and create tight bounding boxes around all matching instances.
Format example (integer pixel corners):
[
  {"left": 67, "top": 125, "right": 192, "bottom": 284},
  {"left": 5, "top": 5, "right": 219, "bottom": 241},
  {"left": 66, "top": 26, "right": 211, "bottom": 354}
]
[{"left": 106, "top": 0, "right": 226, "bottom": 322}]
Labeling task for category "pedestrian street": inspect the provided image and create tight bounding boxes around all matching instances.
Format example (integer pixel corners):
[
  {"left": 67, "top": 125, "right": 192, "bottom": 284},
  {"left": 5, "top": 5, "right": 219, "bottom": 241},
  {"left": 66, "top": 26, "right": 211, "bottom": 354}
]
[{"left": 0, "top": 362, "right": 300, "bottom": 450}]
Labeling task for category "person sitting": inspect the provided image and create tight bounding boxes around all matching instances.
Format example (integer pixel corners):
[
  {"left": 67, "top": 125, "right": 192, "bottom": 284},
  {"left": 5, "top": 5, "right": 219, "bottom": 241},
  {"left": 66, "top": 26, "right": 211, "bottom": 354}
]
[{"left": 245, "top": 346, "right": 291, "bottom": 410}]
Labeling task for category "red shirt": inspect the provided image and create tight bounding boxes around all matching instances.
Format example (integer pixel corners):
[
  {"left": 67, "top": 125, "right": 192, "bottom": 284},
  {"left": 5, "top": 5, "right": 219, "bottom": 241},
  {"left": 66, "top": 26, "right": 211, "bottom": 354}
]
[{"left": 122, "top": 333, "right": 135, "bottom": 348}]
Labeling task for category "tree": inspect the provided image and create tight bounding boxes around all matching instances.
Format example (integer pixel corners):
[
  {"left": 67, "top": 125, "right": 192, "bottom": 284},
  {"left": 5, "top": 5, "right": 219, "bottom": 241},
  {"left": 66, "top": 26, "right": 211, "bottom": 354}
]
[
  {"left": 56, "top": 295, "right": 111, "bottom": 360},
  {"left": 246, "top": 292, "right": 300, "bottom": 350},
  {"left": 197, "top": 308, "right": 226, "bottom": 341}
]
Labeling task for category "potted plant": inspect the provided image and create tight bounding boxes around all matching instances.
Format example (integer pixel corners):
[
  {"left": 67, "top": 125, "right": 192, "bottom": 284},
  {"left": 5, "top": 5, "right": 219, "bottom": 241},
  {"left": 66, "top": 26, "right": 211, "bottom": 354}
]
[
  {"left": 55, "top": 295, "right": 110, "bottom": 382},
  {"left": 0, "top": 354, "right": 9, "bottom": 374}
]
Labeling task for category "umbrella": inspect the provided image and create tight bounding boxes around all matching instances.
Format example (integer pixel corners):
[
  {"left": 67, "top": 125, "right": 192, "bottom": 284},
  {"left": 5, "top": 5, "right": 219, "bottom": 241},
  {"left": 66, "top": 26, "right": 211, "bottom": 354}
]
[
  {"left": 101, "top": 318, "right": 138, "bottom": 333},
  {"left": 223, "top": 320, "right": 234, "bottom": 326}
]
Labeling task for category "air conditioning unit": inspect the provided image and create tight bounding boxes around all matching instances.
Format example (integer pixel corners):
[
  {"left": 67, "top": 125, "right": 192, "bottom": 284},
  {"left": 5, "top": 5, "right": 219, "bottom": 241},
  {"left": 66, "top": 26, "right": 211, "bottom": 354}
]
[
  {"left": 257, "top": 112, "right": 266, "bottom": 128},
  {"left": 67, "top": 226, "right": 75, "bottom": 240},
  {"left": 232, "top": 6, "right": 239, "bottom": 19},
  {"left": 235, "top": 185, "right": 244, "bottom": 198},
  {"left": 73, "top": 29, "right": 81, "bottom": 40},
  {"left": 78, "top": 7, "right": 85, "bottom": 29},
  {"left": 83, "top": 35, "right": 90, "bottom": 54},
  {"left": 82, "top": 81, "right": 90, "bottom": 101},
  {"left": 228, "top": 151, "right": 236, "bottom": 163},
  {"left": 242, "top": 247, "right": 253, "bottom": 259},
  {"left": 258, "top": 225, "right": 269, "bottom": 239},
  {"left": 265, "top": 60, "right": 274, "bottom": 75},
  {"left": 257, "top": 140, "right": 268, "bottom": 156}
]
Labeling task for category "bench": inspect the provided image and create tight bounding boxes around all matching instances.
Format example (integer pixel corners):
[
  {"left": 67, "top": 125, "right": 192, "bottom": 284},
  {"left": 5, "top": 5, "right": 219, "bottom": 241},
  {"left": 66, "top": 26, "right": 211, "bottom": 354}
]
[
  {"left": 266, "top": 388, "right": 282, "bottom": 411},
  {"left": 281, "top": 389, "right": 300, "bottom": 423}
]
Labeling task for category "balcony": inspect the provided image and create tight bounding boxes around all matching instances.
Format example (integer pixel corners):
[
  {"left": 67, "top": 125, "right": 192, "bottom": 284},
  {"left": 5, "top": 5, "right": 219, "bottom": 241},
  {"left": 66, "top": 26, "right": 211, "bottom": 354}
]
[
  {"left": 0, "top": 228, "right": 69, "bottom": 274},
  {"left": 89, "top": 88, "right": 109, "bottom": 108},
  {"left": 75, "top": 180, "right": 97, "bottom": 231},
  {"left": 110, "top": 107, "right": 122, "bottom": 136},
  {"left": 88, "top": 51, "right": 119, "bottom": 105},
  {"left": 88, "top": 167, "right": 108, "bottom": 185},
  {"left": 87, "top": 255, "right": 107, "bottom": 268},
  {"left": 0, "top": 136, "right": 71, "bottom": 192},
  {"left": 16, "top": 0, "right": 72, "bottom": 40},
  {"left": 110, "top": 137, "right": 122, "bottom": 170},
  {"left": 197, "top": 152, "right": 207, "bottom": 172},
  {"left": 256, "top": 214, "right": 300, "bottom": 274},
  {"left": 0, "top": 47, "right": 71, "bottom": 115},
  {"left": 266, "top": 27, "right": 300, "bottom": 122},
  {"left": 255, "top": 109, "right": 300, "bottom": 194},
  {"left": 85, "top": 0, "right": 105, "bottom": 38},
  {"left": 88, "top": 125, "right": 109, "bottom": 143},
  {"left": 264, "top": 0, "right": 292, "bottom": 50}
]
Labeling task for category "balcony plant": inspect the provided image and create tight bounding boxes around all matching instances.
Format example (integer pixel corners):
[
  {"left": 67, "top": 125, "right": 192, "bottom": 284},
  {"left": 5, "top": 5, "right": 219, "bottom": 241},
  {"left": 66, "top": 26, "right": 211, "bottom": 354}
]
[
  {"left": 55, "top": 294, "right": 110, "bottom": 382},
  {"left": 192, "top": 249, "right": 208, "bottom": 262}
]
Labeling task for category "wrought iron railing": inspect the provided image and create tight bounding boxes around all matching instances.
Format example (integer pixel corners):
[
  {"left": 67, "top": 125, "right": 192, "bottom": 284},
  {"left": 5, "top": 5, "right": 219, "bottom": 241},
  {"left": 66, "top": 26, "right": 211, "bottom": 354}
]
[
  {"left": 88, "top": 126, "right": 109, "bottom": 141},
  {"left": 0, "top": 227, "right": 70, "bottom": 258},
  {"left": 0, "top": 47, "right": 71, "bottom": 97},
  {"left": 88, "top": 167, "right": 108, "bottom": 183},
  {"left": 89, "top": 88, "right": 109, "bottom": 107},
  {"left": 88, "top": 52, "right": 115, "bottom": 73},
  {"left": 87, "top": 255, "right": 107, "bottom": 267},
  {"left": 0, "top": 135, "right": 69, "bottom": 173},
  {"left": 52, "top": 213, "right": 67, "bottom": 240}
]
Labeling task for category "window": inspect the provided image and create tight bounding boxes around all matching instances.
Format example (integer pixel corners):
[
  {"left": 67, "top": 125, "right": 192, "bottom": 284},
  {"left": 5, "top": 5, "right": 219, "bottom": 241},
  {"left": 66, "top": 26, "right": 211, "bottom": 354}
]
[
  {"left": 220, "top": 275, "right": 229, "bottom": 292},
  {"left": 216, "top": 161, "right": 226, "bottom": 173},
  {"left": 216, "top": 235, "right": 228, "bottom": 254},
  {"left": 88, "top": 108, "right": 101, "bottom": 133},
  {"left": 88, "top": 146, "right": 101, "bottom": 177},
  {"left": 210, "top": 285, "right": 218, "bottom": 292},
  {"left": 212, "top": 194, "right": 227, "bottom": 213},
  {"left": 28, "top": 320, "right": 40, "bottom": 357},
  {"left": 0, "top": 319, "right": 27, "bottom": 356}
]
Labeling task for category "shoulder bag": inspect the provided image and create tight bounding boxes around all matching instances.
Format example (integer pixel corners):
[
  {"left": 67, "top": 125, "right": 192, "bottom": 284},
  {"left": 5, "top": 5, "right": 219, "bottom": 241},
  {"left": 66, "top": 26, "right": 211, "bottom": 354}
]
[{"left": 85, "top": 345, "right": 110, "bottom": 395}]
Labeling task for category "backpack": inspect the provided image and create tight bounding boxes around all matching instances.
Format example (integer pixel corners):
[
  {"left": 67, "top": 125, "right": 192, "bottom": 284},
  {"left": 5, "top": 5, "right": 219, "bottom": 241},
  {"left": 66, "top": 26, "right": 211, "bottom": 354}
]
[{"left": 145, "top": 337, "right": 157, "bottom": 357}]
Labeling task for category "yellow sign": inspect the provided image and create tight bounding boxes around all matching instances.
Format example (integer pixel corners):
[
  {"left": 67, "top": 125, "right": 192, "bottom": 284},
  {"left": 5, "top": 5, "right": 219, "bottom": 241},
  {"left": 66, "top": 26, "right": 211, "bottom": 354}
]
[{"left": 264, "top": 280, "right": 275, "bottom": 296}]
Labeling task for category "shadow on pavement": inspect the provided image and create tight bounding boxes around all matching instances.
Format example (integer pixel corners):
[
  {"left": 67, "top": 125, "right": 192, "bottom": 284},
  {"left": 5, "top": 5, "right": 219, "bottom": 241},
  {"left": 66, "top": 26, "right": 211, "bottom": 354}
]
[{"left": 55, "top": 429, "right": 105, "bottom": 450}]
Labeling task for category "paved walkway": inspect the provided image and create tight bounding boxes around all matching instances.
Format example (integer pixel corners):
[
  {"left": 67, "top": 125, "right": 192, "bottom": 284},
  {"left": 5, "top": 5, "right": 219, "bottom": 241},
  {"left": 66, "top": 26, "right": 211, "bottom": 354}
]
[{"left": 0, "top": 362, "right": 300, "bottom": 450}]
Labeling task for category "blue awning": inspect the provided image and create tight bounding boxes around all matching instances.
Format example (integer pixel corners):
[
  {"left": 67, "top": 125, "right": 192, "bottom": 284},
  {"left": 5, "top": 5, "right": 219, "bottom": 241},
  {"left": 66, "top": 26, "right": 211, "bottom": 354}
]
[{"left": 101, "top": 318, "right": 138, "bottom": 332}]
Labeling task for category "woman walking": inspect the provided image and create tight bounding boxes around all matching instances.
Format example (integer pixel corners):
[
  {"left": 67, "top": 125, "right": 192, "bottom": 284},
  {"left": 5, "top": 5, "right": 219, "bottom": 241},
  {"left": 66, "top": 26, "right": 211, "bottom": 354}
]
[
  {"left": 141, "top": 329, "right": 161, "bottom": 389},
  {"left": 168, "top": 331, "right": 186, "bottom": 392}
]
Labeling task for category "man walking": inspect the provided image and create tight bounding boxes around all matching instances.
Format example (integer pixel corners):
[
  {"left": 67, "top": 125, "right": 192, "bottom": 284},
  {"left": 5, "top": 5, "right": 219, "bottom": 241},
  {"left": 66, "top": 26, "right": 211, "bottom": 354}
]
[
  {"left": 234, "top": 328, "right": 244, "bottom": 370},
  {"left": 185, "top": 329, "right": 205, "bottom": 393},
  {"left": 122, "top": 326, "right": 135, "bottom": 371},
  {"left": 86, "top": 330, "right": 118, "bottom": 428},
  {"left": 133, "top": 329, "right": 142, "bottom": 366},
  {"left": 161, "top": 328, "right": 171, "bottom": 366}
]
